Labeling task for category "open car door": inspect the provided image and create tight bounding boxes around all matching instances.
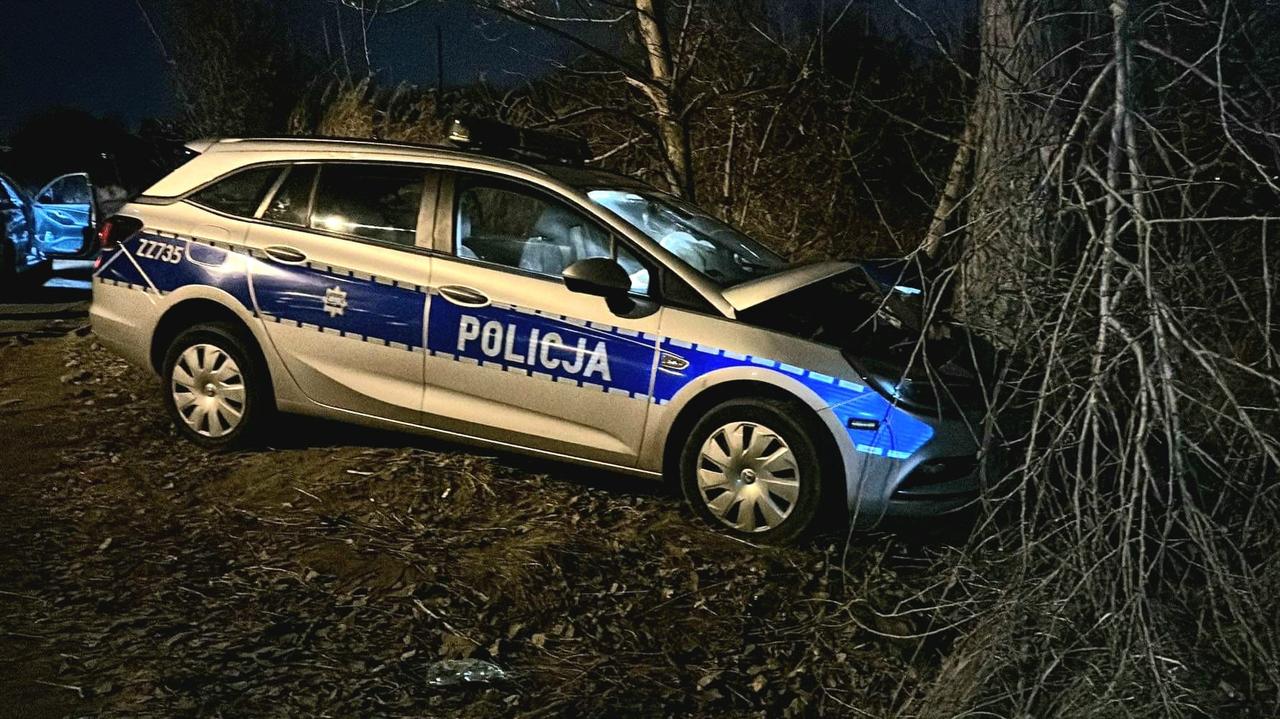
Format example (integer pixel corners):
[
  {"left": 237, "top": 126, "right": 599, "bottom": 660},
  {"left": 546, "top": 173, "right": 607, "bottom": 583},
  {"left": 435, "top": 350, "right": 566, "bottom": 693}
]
[{"left": 33, "top": 172, "right": 97, "bottom": 259}]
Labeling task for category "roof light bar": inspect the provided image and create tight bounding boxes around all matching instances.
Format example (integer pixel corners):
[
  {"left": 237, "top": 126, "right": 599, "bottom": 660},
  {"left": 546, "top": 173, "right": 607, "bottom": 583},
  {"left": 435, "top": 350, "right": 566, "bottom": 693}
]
[{"left": 447, "top": 116, "right": 591, "bottom": 165}]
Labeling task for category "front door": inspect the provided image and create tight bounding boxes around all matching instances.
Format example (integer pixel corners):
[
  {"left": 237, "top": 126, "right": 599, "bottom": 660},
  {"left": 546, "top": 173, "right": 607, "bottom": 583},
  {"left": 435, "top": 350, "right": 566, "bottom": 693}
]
[
  {"left": 422, "top": 174, "right": 661, "bottom": 466},
  {"left": 33, "top": 172, "right": 95, "bottom": 257},
  {"left": 245, "top": 162, "right": 436, "bottom": 424}
]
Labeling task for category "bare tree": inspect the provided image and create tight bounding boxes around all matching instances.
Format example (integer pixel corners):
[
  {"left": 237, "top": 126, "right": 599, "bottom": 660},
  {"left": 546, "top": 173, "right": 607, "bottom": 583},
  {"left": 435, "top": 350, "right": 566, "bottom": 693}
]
[
  {"left": 338, "top": 0, "right": 698, "bottom": 198},
  {"left": 893, "top": 1, "right": 1280, "bottom": 715},
  {"left": 144, "top": 0, "right": 314, "bottom": 137}
]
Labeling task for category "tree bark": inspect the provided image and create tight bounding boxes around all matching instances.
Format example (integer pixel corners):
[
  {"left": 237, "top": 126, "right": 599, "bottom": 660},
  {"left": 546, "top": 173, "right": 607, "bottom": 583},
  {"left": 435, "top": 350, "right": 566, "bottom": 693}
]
[
  {"left": 922, "top": 112, "right": 976, "bottom": 258},
  {"left": 633, "top": 0, "right": 695, "bottom": 200},
  {"left": 956, "top": 0, "right": 1076, "bottom": 334}
]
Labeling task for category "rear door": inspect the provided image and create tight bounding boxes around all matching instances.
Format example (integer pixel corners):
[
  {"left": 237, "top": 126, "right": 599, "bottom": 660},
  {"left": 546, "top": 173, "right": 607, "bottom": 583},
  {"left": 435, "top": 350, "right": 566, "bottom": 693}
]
[
  {"left": 245, "top": 162, "right": 436, "bottom": 424},
  {"left": 421, "top": 172, "right": 661, "bottom": 466}
]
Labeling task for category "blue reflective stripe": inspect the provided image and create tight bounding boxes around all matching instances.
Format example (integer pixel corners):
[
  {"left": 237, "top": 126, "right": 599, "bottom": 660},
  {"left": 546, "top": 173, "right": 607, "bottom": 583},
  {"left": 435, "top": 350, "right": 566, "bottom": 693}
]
[
  {"left": 425, "top": 292, "right": 657, "bottom": 398},
  {"left": 96, "top": 232, "right": 254, "bottom": 308},
  {"left": 252, "top": 256, "right": 425, "bottom": 349},
  {"left": 831, "top": 391, "right": 935, "bottom": 459},
  {"left": 654, "top": 337, "right": 933, "bottom": 459},
  {"left": 102, "top": 232, "right": 933, "bottom": 459}
]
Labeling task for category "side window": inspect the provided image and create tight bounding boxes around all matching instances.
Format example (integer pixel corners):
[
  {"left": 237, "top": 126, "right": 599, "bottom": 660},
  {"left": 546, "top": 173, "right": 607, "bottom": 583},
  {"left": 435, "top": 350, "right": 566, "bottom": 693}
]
[
  {"left": 189, "top": 166, "right": 282, "bottom": 218},
  {"left": 455, "top": 181, "right": 611, "bottom": 278},
  {"left": 38, "top": 175, "right": 92, "bottom": 205},
  {"left": 309, "top": 164, "right": 424, "bottom": 246},
  {"left": 262, "top": 165, "right": 317, "bottom": 226},
  {"left": 615, "top": 243, "right": 652, "bottom": 295}
]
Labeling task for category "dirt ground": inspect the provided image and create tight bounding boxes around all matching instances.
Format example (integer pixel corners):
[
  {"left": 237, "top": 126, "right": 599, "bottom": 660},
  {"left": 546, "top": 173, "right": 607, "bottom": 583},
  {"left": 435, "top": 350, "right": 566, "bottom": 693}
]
[{"left": 0, "top": 265, "right": 955, "bottom": 718}]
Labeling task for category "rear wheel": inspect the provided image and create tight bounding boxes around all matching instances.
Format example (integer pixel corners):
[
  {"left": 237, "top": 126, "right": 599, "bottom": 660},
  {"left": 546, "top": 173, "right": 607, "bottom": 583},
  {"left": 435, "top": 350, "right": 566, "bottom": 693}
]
[
  {"left": 161, "top": 323, "right": 271, "bottom": 449},
  {"left": 679, "top": 398, "right": 829, "bottom": 544}
]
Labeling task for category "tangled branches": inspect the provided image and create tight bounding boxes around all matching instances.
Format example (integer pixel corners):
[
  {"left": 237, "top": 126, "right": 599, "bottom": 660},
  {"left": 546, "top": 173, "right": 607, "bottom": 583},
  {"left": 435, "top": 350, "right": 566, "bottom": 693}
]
[{"left": 902, "top": 1, "right": 1280, "bottom": 716}]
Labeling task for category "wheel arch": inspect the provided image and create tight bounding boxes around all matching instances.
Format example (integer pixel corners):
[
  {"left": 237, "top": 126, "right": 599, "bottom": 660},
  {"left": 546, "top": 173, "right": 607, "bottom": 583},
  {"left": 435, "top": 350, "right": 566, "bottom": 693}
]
[
  {"left": 150, "top": 295, "right": 265, "bottom": 376},
  {"left": 659, "top": 379, "right": 847, "bottom": 505}
]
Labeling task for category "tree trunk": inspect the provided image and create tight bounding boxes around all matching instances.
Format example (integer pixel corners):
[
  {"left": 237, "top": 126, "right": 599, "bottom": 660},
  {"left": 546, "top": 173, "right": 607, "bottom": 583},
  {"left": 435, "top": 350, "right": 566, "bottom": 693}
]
[
  {"left": 956, "top": 0, "right": 1075, "bottom": 334},
  {"left": 633, "top": 0, "right": 695, "bottom": 200}
]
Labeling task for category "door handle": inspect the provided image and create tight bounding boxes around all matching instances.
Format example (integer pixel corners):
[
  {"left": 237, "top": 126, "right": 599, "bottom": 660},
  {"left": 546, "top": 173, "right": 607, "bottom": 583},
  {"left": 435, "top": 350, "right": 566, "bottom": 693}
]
[
  {"left": 438, "top": 284, "right": 490, "bottom": 308},
  {"left": 263, "top": 245, "right": 307, "bottom": 264}
]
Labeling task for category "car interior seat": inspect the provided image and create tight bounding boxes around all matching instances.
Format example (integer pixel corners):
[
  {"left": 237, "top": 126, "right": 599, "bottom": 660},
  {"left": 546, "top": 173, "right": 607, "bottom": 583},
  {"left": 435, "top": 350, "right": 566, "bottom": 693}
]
[
  {"left": 456, "top": 211, "right": 478, "bottom": 259},
  {"left": 519, "top": 205, "right": 608, "bottom": 275}
]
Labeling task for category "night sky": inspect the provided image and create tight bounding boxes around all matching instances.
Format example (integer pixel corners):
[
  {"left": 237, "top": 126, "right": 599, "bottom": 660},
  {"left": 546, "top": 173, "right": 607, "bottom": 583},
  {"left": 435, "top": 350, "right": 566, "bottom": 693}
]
[{"left": 0, "top": 0, "right": 963, "bottom": 139}]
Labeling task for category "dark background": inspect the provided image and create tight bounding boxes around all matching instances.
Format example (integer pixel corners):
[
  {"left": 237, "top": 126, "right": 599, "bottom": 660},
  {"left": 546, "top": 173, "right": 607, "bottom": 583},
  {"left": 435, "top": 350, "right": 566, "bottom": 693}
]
[{"left": 0, "top": 0, "right": 963, "bottom": 137}]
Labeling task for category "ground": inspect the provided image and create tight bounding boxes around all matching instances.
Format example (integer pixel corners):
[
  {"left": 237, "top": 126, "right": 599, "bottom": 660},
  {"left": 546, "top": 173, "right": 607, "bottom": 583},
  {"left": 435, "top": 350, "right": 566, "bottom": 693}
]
[{"left": 0, "top": 264, "right": 953, "bottom": 718}]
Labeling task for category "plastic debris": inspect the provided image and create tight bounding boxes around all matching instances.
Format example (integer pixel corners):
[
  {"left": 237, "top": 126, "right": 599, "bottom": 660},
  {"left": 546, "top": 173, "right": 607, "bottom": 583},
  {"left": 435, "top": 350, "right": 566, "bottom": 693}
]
[{"left": 423, "top": 659, "right": 509, "bottom": 687}]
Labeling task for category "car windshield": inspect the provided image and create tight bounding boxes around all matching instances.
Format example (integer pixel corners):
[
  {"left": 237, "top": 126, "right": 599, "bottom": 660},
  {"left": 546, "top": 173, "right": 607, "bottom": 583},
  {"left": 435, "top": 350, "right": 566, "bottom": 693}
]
[{"left": 587, "top": 189, "right": 788, "bottom": 287}]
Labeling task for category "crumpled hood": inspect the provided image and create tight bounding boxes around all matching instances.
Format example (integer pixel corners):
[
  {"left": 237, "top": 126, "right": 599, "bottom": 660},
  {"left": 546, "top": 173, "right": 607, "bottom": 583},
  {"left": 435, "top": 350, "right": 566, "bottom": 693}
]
[
  {"left": 721, "top": 260, "right": 855, "bottom": 312},
  {"left": 736, "top": 259, "right": 996, "bottom": 416}
]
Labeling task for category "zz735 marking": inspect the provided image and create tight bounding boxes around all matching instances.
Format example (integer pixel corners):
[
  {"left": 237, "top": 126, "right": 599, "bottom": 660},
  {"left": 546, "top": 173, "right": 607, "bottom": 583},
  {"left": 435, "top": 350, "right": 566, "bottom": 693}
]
[{"left": 135, "top": 238, "right": 184, "bottom": 264}]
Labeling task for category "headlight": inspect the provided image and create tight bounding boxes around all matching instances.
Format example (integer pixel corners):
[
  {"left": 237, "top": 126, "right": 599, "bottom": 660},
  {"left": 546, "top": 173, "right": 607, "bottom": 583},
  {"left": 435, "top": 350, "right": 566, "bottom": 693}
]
[{"left": 842, "top": 352, "right": 945, "bottom": 415}]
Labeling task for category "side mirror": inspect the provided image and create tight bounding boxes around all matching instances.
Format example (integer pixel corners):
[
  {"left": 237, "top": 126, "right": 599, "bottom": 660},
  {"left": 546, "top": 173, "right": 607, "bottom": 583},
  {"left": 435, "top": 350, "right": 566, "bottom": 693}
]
[{"left": 562, "top": 257, "right": 632, "bottom": 299}]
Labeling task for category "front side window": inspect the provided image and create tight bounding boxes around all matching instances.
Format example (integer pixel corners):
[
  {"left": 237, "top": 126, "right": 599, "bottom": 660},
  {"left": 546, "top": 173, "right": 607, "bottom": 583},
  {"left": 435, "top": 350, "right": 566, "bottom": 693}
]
[
  {"left": 455, "top": 181, "right": 613, "bottom": 279},
  {"left": 189, "top": 166, "right": 282, "bottom": 218},
  {"left": 587, "top": 189, "right": 788, "bottom": 288},
  {"left": 38, "top": 174, "right": 92, "bottom": 205},
  {"left": 309, "top": 164, "right": 424, "bottom": 246}
]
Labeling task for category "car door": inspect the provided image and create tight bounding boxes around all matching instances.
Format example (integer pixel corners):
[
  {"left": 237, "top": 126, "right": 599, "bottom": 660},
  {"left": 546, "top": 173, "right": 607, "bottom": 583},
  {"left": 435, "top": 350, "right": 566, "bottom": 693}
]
[
  {"left": 244, "top": 162, "right": 436, "bottom": 425},
  {"left": 32, "top": 172, "right": 95, "bottom": 257},
  {"left": 422, "top": 172, "right": 661, "bottom": 466}
]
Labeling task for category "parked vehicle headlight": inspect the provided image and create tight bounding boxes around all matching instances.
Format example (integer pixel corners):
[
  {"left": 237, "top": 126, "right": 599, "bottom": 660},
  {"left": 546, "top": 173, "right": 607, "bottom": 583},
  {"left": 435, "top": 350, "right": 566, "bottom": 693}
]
[{"left": 842, "top": 353, "right": 947, "bottom": 415}]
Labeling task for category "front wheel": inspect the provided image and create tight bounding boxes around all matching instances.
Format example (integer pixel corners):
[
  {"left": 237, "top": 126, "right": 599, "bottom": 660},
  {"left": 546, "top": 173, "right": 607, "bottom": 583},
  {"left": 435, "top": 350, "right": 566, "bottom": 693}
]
[
  {"left": 679, "top": 397, "right": 831, "bottom": 544},
  {"left": 161, "top": 323, "right": 271, "bottom": 449}
]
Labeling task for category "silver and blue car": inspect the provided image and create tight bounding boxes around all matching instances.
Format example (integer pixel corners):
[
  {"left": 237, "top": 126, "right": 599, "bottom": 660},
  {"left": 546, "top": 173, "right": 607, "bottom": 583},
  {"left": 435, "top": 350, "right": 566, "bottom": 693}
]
[{"left": 89, "top": 120, "right": 985, "bottom": 542}]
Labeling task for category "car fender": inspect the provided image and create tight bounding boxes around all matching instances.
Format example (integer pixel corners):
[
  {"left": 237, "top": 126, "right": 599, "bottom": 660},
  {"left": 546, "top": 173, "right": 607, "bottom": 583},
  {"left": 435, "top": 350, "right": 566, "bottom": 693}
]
[
  {"left": 147, "top": 283, "right": 307, "bottom": 407},
  {"left": 640, "top": 364, "right": 861, "bottom": 500}
]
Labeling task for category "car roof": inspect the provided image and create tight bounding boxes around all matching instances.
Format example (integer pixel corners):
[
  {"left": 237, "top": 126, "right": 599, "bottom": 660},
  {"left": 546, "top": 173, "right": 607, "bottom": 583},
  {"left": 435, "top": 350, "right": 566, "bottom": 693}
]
[
  {"left": 147, "top": 136, "right": 660, "bottom": 202},
  {"left": 536, "top": 164, "right": 654, "bottom": 192},
  {"left": 193, "top": 137, "right": 648, "bottom": 187},
  {"left": 186, "top": 136, "right": 529, "bottom": 162},
  {"left": 144, "top": 137, "right": 554, "bottom": 198}
]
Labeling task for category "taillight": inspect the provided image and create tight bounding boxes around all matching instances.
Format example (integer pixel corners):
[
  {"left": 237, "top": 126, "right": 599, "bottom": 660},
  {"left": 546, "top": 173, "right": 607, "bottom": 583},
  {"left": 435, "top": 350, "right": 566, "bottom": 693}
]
[
  {"left": 93, "top": 215, "right": 143, "bottom": 269},
  {"left": 97, "top": 216, "right": 142, "bottom": 250}
]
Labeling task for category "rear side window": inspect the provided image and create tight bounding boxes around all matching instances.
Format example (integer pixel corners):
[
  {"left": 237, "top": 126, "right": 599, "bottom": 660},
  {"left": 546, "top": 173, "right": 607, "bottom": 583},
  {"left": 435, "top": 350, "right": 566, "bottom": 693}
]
[
  {"left": 262, "top": 165, "right": 317, "bottom": 226},
  {"left": 189, "top": 166, "right": 282, "bottom": 218},
  {"left": 309, "top": 164, "right": 424, "bottom": 246}
]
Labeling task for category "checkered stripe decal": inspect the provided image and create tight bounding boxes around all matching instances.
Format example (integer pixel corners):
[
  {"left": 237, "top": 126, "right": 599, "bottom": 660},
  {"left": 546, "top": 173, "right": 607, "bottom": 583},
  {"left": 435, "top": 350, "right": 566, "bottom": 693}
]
[
  {"left": 98, "top": 232, "right": 934, "bottom": 459},
  {"left": 424, "top": 295, "right": 660, "bottom": 399}
]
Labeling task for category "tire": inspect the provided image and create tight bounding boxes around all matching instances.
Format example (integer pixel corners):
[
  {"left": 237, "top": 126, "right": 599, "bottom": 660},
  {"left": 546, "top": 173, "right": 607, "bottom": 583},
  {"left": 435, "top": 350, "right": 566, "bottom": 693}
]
[
  {"left": 678, "top": 397, "right": 831, "bottom": 544},
  {"left": 161, "top": 322, "right": 272, "bottom": 450}
]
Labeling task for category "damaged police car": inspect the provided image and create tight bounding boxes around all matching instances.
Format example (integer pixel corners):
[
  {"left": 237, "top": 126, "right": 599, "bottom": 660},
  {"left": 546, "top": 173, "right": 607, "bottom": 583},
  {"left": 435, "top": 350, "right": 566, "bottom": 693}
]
[{"left": 90, "top": 119, "right": 986, "bottom": 542}]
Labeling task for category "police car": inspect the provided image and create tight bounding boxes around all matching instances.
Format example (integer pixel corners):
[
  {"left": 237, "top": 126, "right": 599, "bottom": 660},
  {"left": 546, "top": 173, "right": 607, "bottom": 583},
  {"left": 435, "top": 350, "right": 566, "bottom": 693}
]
[{"left": 90, "top": 119, "right": 984, "bottom": 542}]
